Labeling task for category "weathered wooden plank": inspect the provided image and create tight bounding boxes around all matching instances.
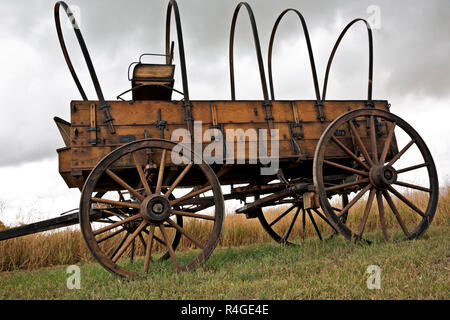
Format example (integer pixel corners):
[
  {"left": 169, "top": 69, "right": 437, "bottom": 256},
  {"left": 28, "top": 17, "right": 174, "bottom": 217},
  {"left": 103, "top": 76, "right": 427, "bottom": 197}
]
[{"left": 60, "top": 99, "right": 391, "bottom": 189}]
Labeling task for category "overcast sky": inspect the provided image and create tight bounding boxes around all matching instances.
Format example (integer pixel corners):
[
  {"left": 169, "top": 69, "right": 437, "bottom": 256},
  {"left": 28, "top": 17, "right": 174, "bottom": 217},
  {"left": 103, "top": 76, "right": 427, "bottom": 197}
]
[{"left": 0, "top": 0, "right": 449, "bottom": 225}]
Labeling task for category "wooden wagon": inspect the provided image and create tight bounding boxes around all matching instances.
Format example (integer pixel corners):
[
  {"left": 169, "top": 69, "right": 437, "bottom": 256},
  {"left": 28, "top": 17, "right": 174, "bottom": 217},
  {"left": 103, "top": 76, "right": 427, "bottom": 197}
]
[{"left": 0, "top": 1, "right": 438, "bottom": 277}]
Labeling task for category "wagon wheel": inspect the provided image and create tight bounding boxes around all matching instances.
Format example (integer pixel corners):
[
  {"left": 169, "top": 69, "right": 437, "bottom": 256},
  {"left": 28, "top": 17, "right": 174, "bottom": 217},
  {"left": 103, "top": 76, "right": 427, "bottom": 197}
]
[
  {"left": 80, "top": 139, "right": 224, "bottom": 277},
  {"left": 256, "top": 194, "right": 340, "bottom": 245},
  {"left": 313, "top": 108, "right": 438, "bottom": 243}
]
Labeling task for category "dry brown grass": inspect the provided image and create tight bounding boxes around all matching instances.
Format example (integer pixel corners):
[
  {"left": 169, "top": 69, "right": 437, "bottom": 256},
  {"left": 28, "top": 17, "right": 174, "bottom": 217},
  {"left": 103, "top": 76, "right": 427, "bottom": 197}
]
[{"left": 0, "top": 184, "right": 449, "bottom": 272}]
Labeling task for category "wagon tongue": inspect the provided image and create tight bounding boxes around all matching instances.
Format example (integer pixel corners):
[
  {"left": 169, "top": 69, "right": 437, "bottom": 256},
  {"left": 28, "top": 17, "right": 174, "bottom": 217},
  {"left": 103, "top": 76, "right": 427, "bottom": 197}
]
[{"left": 0, "top": 209, "right": 102, "bottom": 242}]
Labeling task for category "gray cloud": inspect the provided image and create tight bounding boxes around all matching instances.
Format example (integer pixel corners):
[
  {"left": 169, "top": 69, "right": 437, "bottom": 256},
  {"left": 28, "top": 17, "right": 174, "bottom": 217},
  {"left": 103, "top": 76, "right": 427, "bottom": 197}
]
[{"left": 0, "top": 0, "right": 449, "bottom": 167}]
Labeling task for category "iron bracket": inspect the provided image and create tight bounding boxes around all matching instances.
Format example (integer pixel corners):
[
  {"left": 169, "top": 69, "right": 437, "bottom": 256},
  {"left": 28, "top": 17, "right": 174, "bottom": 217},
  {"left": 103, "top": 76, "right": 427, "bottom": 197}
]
[{"left": 156, "top": 109, "right": 168, "bottom": 139}]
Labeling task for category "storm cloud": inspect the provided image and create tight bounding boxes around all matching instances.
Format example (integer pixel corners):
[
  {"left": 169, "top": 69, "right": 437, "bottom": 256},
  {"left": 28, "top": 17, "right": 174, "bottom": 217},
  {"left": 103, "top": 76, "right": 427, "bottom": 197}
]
[{"left": 0, "top": 0, "right": 449, "bottom": 167}]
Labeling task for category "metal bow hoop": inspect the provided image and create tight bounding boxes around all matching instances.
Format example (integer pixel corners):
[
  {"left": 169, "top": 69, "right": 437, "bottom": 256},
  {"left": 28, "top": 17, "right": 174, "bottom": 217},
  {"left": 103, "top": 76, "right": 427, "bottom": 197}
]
[
  {"left": 54, "top": 1, "right": 115, "bottom": 133},
  {"left": 229, "top": 2, "right": 270, "bottom": 105},
  {"left": 322, "top": 18, "right": 374, "bottom": 104},
  {"left": 267, "top": 8, "right": 322, "bottom": 103},
  {"left": 165, "top": 0, "right": 190, "bottom": 104},
  {"left": 54, "top": 1, "right": 105, "bottom": 102}
]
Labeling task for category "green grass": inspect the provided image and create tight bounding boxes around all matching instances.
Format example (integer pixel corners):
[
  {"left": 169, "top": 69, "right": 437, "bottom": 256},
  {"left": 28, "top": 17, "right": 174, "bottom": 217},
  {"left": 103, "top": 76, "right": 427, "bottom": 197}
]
[{"left": 0, "top": 225, "right": 448, "bottom": 300}]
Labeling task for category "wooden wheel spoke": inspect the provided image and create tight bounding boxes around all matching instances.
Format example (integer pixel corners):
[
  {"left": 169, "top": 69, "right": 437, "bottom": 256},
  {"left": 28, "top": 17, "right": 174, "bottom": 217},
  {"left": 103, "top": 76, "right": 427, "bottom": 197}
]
[
  {"left": 325, "top": 178, "right": 369, "bottom": 192},
  {"left": 138, "top": 232, "right": 147, "bottom": 249},
  {"left": 96, "top": 227, "right": 126, "bottom": 244},
  {"left": 388, "top": 139, "right": 415, "bottom": 166},
  {"left": 323, "top": 160, "right": 369, "bottom": 177},
  {"left": 165, "top": 163, "right": 193, "bottom": 198},
  {"left": 159, "top": 224, "right": 179, "bottom": 270},
  {"left": 155, "top": 149, "right": 167, "bottom": 194},
  {"left": 109, "top": 232, "right": 130, "bottom": 260},
  {"left": 153, "top": 235, "right": 166, "bottom": 246},
  {"left": 387, "top": 186, "right": 425, "bottom": 217},
  {"left": 369, "top": 116, "right": 378, "bottom": 164},
  {"left": 397, "top": 163, "right": 428, "bottom": 174},
  {"left": 170, "top": 185, "right": 213, "bottom": 206},
  {"left": 166, "top": 218, "right": 204, "bottom": 249},
  {"left": 379, "top": 122, "right": 396, "bottom": 164},
  {"left": 331, "top": 136, "right": 370, "bottom": 171},
  {"left": 130, "top": 239, "right": 135, "bottom": 262},
  {"left": 132, "top": 152, "right": 152, "bottom": 196},
  {"left": 382, "top": 190, "right": 411, "bottom": 237},
  {"left": 269, "top": 205, "right": 296, "bottom": 227},
  {"left": 91, "top": 197, "right": 141, "bottom": 210},
  {"left": 301, "top": 208, "right": 306, "bottom": 240},
  {"left": 284, "top": 206, "right": 300, "bottom": 241},
  {"left": 311, "top": 208, "right": 338, "bottom": 232},
  {"left": 340, "top": 194, "right": 349, "bottom": 224},
  {"left": 337, "top": 184, "right": 372, "bottom": 218},
  {"left": 172, "top": 210, "right": 215, "bottom": 221},
  {"left": 101, "top": 209, "right": 128, "bottom": 219},
  {"left": 112, "top": 221, "right": 147, "bottom": 263},
  {"left": 93, "top": 214, "right": 141, "bottom": 236},
  {"left": 394, "top": 181, "right": 431, "bottom": 193},
  {"left": 106, "top": 169, "right": 144, "bottom": 201},
  {"left": 376, "top": 191, "right": 389, "bottom": 241},
  {"left": 306, "top": 209, "right": 322, "bottom": 240},
  {"left": 348, "top": 120, "right": 374, "bottom": 167},
  {"left": 357, "top": 188, "right": 376, "bottom": 237},
  {"left": 143, "top": 225, "right": 156, "bottom": 273}
]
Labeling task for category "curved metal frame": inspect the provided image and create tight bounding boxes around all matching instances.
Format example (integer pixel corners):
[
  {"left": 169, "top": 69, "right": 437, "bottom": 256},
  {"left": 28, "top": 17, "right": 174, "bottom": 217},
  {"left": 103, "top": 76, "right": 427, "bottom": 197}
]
[
  {"left": 165, "top": 0, "right": 190, "bottom": 104},
  {"left": 54, "top": 1, "right": 105, "bottom": 102},
  {"left": 229, "top": 2, "right": 270, "bottom": 105},
  {"left": 267, "top": 9, "right": 321, "bottom": 103},
  {"left": 322, "top": 18, "right": 373, "bottom": 103}
]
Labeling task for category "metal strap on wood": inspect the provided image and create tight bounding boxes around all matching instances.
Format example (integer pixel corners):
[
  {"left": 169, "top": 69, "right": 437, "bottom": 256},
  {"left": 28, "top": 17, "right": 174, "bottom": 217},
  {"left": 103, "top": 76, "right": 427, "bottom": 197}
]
[
  {"left": 322, "top": 18, "right": 374, "bottom": 106},
  {"left": 54, "top": 1, "right": 115, "bottom": 134}
]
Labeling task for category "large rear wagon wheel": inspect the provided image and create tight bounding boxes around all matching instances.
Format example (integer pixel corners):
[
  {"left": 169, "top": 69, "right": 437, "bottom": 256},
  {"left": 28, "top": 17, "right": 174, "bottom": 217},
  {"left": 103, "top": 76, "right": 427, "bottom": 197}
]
[
  {"left": 313, "top": 108, "right": 439, "bottom": 243},
  {"left": 79, "top": 139, "right": 225, "bottom": 277}
]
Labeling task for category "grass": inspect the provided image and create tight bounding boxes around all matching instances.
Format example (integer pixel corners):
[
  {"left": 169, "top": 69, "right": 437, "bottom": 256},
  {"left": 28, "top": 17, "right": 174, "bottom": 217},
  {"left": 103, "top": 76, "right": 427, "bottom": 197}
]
[
  {"left": 1, "top": 185, "right": 449, "bottom": 272},
  {"left": 0, "top": 185, "right": 448, "bottom": 299},
  {"left": 0, "top": 224, "right": 448, "bottom": 300}
]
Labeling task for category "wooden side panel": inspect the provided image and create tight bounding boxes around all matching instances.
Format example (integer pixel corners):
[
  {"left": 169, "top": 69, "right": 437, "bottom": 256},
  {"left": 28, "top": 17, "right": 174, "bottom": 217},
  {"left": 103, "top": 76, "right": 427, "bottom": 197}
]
[
  {"left": 60, "top": 99, "right": 391, "bottom": 188},
  {"left": 57, "top": 147, "right": 84, "bottom": 190}
]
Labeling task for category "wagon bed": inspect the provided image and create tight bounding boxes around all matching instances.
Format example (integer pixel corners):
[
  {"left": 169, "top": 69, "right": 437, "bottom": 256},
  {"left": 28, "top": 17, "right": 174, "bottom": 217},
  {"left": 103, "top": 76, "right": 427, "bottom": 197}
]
[{"left": 58, "top": 99, "right": 391, "bottom": 190}]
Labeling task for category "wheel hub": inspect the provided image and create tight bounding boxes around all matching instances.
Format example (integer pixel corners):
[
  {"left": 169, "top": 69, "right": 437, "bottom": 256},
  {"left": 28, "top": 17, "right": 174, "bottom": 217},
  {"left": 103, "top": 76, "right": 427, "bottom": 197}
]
[
  {"left": 369, "top": 164, "right": 397, "bottom": 189},
  {"left": 141, "top": 195, "right": 171, "bottom": 223}
]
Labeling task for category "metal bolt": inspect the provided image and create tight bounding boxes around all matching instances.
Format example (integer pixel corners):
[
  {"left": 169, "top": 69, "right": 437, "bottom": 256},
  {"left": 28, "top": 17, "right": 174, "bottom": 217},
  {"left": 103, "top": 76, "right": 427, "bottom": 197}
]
[
  {"left": 384, "top": 170, "right": 392, "bottom": 180},
  {"left": 152, "top": 203, "right": 164, "bottom": 214}
]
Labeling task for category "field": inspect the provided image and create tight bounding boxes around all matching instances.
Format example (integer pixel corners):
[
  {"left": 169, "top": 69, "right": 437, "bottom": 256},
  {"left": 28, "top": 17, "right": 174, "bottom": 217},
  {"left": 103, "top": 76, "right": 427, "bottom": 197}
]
[{"left": 0, "top": 185, "right": 448, "bottom": 300}]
